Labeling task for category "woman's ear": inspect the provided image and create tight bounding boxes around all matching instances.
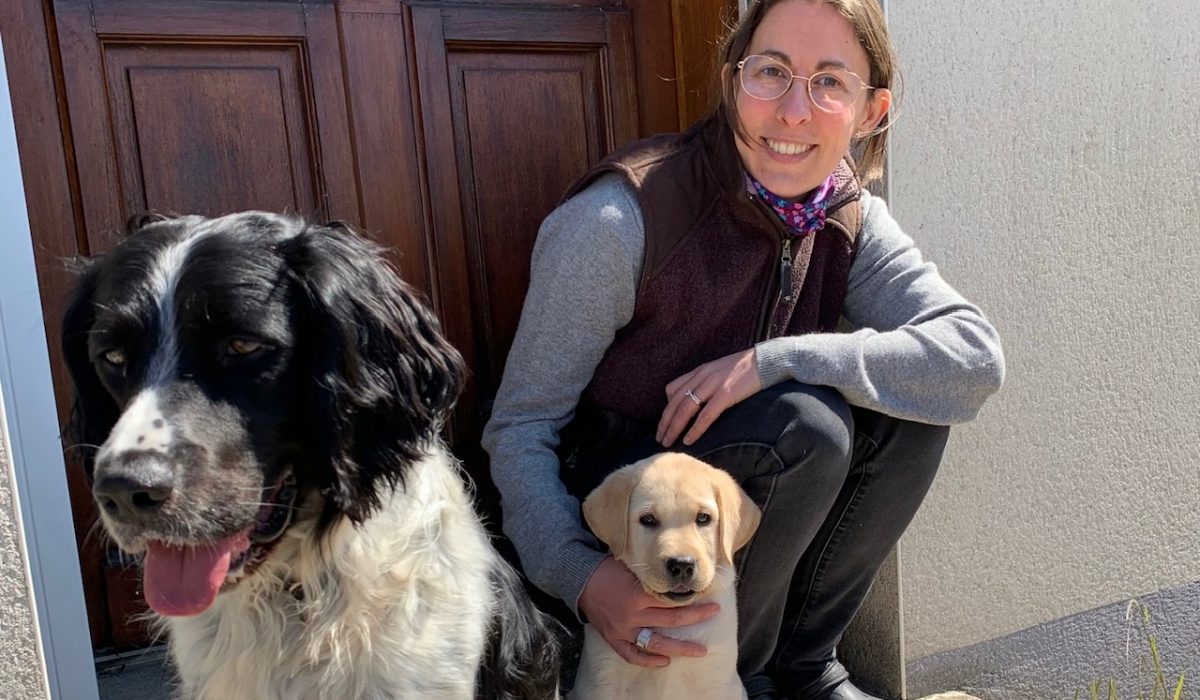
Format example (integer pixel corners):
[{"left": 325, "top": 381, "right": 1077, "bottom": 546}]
[{"left": 855, "top": 87, "right": 892, "bottom": 138}]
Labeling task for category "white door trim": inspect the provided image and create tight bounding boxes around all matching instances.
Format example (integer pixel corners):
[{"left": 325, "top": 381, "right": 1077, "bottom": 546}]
[{"left": 0, "top": 33, "right": 101, "bottom": 700}]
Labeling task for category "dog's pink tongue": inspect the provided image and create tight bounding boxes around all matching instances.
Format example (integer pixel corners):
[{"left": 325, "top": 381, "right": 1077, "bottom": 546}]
[{"left": 143, "top": 532, "right": 249, "bottom": 617}]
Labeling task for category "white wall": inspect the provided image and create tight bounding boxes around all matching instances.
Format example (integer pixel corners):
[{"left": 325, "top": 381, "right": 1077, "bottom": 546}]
[
  {"left": 889, "top": 0, "right": 1200, "bottom": 662},
  {"left": 0, "top": 392, "right": 49, "bottom": 700}
]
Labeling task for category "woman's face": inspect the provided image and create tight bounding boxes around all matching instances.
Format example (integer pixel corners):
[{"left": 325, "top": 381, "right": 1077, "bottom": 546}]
[{"left": 729, "top": 0, "right": 890, "bottom": 199}]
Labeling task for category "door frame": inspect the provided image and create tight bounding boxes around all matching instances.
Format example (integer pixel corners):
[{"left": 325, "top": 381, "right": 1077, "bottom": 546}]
[{"left": 0, "top": 34, "right": 100, "bottom": 700}]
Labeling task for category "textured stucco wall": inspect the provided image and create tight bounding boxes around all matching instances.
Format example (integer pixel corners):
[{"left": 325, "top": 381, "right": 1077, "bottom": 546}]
[
  {"left": 0, "top": 392, "right": 50, "bottom": 699},
  {"left": 888, "top": 0, "right": 1200, "bottom": 663}
]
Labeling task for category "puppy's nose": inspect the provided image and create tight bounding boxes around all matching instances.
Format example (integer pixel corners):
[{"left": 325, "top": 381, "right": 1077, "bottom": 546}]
[
  {"left": 666, "top": 556, "right": 696, "bottom": 581},
  {"left": 93, "top": 452, "right": 176, "bottom": 525}
]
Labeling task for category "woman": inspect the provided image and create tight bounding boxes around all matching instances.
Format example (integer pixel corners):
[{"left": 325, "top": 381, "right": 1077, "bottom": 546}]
[{"left": 483, "top": 1, "right": 1005, "bottom": 698}]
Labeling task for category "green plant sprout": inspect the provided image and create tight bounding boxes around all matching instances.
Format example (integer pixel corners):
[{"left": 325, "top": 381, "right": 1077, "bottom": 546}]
[{"left": 1071, "top": 600, "right": 1185, "bottom": 700}]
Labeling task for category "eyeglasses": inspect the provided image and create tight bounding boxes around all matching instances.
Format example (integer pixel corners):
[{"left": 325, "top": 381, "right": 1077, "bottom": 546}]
[{"left": 736, "top": 54, "right": 875, "bottom": 113}]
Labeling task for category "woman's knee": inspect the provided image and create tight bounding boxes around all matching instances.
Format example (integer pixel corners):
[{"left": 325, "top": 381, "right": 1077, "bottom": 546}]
[
  {"left": 687, "top": 382, "right": 853, "bottom": 487},
  {"left": 758, "top": 382, "right": 854, "bottom": 478}
]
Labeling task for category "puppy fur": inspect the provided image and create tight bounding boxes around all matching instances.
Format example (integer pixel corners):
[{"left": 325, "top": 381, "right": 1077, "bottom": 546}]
[{"left": 571, "top": 452, "right": 761, "bottom": 700}]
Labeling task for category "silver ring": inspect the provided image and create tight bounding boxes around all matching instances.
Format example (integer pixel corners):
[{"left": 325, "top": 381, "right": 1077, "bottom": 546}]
[
  {"left": 685, "top": 389, "right": 703, "bottom": 406},
  {"left": 634, "top": 627, "right": 654, "bottom": 650}
]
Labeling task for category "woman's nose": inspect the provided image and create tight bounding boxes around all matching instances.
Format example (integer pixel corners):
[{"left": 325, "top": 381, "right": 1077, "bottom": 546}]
[{"left": 776, "top": 80, "right": 813, "bottom": 125}]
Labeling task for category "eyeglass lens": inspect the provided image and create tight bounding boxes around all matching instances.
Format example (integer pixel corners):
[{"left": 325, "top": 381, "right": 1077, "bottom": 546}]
[{"left": 739, "top": 55, "right": 861, "bottom": 112}]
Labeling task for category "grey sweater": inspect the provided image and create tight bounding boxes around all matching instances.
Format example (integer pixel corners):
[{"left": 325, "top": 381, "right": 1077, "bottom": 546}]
[{"left": 482, "top": 174, "right": 1005, "bottom": 614}]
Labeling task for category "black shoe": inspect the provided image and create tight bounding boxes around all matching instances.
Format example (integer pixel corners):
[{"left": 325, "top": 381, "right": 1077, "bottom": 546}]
[
  {"left": 744, "top": 672, "right": 783, "bottom": 700},
  {"left": 800, "top": 678, "right": 883, "bottom": 700},
  {"left": 779, "top": 660, "right": 885, "bottom": 700}
]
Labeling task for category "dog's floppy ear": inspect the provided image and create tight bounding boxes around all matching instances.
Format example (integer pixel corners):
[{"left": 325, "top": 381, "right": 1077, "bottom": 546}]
[
  {"left": 713, "top": 467, "right": 761, "bottom": 565},
  {"left": 283, "top": 221, "right": 465, "bottom": 524},
  {"left": 61, "top": 263, "right": 120, "bottom": 479},
  {"left": 582, "top": 462, "right": 646, "bottom": 559},
  {"left": 123, "top": 212, "right": 176, "bottom": 236}
]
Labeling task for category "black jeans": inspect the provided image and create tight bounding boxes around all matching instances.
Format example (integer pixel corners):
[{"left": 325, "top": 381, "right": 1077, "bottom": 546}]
[{"left": 561, "top": 381, "right": 949, "bottom": 693}]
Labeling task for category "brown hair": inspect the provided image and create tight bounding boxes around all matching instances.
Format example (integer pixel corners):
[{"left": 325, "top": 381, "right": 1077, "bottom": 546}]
[{"left": 710, "top": 0, "right": 898, "bottom": 184}]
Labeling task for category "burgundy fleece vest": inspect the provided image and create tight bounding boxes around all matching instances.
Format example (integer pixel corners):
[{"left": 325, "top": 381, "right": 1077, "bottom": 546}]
[{"left": 564, "top": 117, "right": 862, "bottom": 424}]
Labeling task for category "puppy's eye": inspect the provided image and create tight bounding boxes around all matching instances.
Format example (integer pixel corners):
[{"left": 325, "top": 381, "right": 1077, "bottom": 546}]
[
  {"left": 638, "top": 514, "right": 658, "bottom": 528},
  {"left": 228, "top": 338, "right": 264, "bottom": 355},
  {"left": 102, "top": 348, "right": 127, "bottom": 367},
  {"left": 696, "top": 513, "right": 712, "bottom": 526}
]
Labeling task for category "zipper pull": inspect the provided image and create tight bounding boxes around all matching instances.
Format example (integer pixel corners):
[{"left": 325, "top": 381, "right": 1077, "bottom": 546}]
[{"left": 779, "top": 238, "right": 793, "bottom": 303}]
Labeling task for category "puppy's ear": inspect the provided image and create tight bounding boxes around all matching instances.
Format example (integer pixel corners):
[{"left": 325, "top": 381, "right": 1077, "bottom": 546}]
[
  {"left": 713, "top": 467, "right": 761, "bottom": 565},
  {"left": 61, "top": 265, "right": 120, "bottom": 479},
  {"left": 582, "top": 462, "right": 645, "bottom": 559},
  {"left": 282, "top": 222, "right": 465, "bottom": 524}
]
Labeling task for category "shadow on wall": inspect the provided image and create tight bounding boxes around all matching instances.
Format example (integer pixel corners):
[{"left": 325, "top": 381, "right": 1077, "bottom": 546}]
[{"left": 908, "top": 582, "right": 1200, "bottom": 700}]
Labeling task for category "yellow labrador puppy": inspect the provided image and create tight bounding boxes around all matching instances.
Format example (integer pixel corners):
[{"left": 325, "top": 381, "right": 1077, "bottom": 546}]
[{"left": 572, "top": 453, "right": 761, "bottom": 700}]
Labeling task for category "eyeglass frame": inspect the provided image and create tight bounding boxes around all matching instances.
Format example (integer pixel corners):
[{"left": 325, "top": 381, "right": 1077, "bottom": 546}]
[{"left": 734, "top": 54, "right": 879, "bottom": 113}]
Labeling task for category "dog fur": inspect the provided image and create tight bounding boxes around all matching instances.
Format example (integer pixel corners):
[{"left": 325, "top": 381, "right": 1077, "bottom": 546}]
[
  {"left": 62, "top": 212, "right": 559, "bottom": 700},
  {"left": 571, "top": 453, "right": 760, "bottom": 700}
]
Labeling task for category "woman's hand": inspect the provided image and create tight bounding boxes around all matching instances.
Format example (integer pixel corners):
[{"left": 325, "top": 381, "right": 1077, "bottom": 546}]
[
  {"left": 578, "top": 557, "right": 718, "bottom": 667},
  {"left": 657, "top": 348, "right": 763, "bottom": 447}
]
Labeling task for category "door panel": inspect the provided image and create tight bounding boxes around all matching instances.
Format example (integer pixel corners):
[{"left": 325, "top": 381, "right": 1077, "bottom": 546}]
[
  {"left": 448, "top": 50, "right": 603, "bottom": 406},
  {"left": 413, "top": 4, "right": 639, "bottom": 486},
  {"left": 105, "top": 45, "right": 319, "bottom": 219},
  {"left": 56, "top": 0, "right": 358, "bottom": 257}
]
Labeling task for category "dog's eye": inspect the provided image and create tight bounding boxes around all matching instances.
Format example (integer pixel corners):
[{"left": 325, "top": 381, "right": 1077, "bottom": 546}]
[
  {"left": 696, "top": 513, "right": 712, "bottom": 526},
  {"left": 638, "top": 514, "right": 658, "bottom": 528},
  {"left": 228, "top": 338, "right": 264, "bottom": 356},
  {"left": 102, "top": 348, "right": 127, "bottom": 367}
]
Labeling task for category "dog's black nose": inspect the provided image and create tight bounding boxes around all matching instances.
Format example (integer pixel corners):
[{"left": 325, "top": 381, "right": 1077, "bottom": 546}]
[
  {"left": 666, "top": 557, "right": 696, "bottom": 580},
  {"left": 93, "top": 453, "right": 176, "bottom": 525}
]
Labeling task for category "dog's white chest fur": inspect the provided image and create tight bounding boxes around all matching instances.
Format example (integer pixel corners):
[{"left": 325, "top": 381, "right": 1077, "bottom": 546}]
[
  {"left": 163, "top": 450, "right": 495, "bottom": 700},
  {"left": 571, "top": 582, "right": 747, "bottom": 700}
]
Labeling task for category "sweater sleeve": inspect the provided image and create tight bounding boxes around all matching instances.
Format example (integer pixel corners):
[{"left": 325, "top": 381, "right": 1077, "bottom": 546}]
[
  {"left": 754, "top": 191, "right": 1005, "bottom": 425},
  {"left": 481, "top": 175, "right": 644, "bottom": 614}
]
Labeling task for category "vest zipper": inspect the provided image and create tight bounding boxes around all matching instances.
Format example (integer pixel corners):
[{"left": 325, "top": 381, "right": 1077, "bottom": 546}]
[
  {"left": 747, "top": 192, "right": 794, "bottom": 341},
  {"left": 756, "top": 235, "right": 793, "bottom": 340},
  {"left": 779, "top": 237, "right": 794, "bottom": 304}
]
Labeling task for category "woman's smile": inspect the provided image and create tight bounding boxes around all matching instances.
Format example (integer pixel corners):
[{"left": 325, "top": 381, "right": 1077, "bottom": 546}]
[{"left": 763, "top": 137, "right": 815, "bottom": 159}]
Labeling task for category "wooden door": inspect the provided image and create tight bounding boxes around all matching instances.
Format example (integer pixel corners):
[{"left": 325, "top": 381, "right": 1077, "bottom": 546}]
[
  {"left": 51, "top": 0, "right": 359, "bottom": 648},
  {"left": 7, "top": 0, "right": 731, "bottom": 653},
  {"left": 408, "top": 2, "right": 641, "bottom": 505}
]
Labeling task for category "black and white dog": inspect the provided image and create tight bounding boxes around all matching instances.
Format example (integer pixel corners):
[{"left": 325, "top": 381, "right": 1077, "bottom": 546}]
[{"left": 63, "top": 212, "right": 559, "bottom": 699}]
